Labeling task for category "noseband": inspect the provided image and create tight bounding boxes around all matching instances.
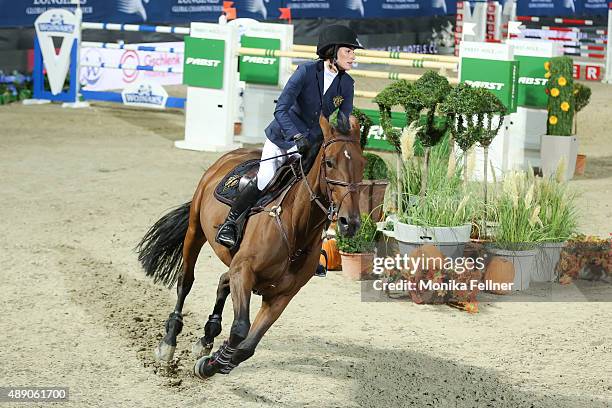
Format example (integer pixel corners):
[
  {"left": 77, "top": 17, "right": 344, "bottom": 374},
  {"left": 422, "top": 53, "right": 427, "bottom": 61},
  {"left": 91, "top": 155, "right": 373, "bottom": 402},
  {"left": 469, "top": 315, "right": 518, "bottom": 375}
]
[{"left": 299, "top": 136, "right": 361, "bottom": 221}]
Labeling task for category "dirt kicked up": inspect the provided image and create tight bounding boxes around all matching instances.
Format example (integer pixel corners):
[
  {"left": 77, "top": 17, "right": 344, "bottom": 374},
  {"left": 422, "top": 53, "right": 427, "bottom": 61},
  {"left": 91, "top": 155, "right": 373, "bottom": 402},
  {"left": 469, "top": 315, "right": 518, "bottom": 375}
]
[{"left": 0, "top": 100, "right": 610, "bottom": 407}]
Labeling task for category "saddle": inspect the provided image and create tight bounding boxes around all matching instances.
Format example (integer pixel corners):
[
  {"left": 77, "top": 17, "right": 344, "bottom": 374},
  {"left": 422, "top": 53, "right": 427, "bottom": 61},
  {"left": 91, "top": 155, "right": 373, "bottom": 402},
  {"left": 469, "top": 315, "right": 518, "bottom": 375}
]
[{"left": 214, "top": 155, "right": 302, "bottom": 215}]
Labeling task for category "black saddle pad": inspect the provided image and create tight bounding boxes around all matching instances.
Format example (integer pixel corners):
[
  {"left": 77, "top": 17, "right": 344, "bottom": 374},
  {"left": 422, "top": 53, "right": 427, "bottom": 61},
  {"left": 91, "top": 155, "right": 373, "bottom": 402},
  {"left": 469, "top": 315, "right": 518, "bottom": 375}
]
[{"left": 214, "top": 156, "right": 302, "bottom": 213}]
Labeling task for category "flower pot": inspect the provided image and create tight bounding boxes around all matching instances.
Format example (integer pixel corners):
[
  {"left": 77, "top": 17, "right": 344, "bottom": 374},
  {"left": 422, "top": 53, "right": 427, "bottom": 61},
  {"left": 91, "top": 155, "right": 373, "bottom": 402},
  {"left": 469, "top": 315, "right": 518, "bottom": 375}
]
[
  {"left": 533, "top": 242, "right": 565, "bottom": 282},
  {"left": 574, "top": 154, "right": 586, "bottom": 176},
  {"left": 471, "top": 220, "right": 499, "bottom": 241},
  {"left": 233, "top": 122, "right": 242, "bottom": 136},
  {"left": 340, "top": 251, "right": 375, "bottom": 281},
  {"left": 483, "top": 256, "right": 515, "bottom": 295},
  {"left": 394, "top": 222, "right": 472, "bottom": 259},
  {"left": 485, "top": 246, "right": 538, "bottom": 290},
  {"left": 540, "top": 135, "right": 578, "bottom": 182},
  {"left": 358, "top": 180, "right": 389, "bottom": 222}
]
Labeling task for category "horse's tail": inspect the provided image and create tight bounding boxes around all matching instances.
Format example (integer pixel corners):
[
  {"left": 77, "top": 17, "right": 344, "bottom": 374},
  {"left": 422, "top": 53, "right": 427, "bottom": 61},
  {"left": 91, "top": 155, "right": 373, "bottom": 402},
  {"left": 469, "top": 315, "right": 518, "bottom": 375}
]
[{"left": 136, "top": 201, "right": 191, "bottom": 287}]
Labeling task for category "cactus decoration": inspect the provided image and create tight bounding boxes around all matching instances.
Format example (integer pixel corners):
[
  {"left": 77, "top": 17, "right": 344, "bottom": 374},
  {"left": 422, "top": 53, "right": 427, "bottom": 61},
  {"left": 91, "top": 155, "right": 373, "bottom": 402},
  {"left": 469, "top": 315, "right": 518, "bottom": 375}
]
[{"left": 545, "top": 57, "right": 575, "bottom": 136}]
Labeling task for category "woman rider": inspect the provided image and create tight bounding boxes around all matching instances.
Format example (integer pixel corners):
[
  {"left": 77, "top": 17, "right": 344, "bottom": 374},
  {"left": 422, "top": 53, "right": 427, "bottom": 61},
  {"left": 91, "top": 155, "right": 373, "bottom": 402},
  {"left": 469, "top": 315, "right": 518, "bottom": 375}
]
[{"left": 215, "top": 24, "right": 363, "bottom": 254}]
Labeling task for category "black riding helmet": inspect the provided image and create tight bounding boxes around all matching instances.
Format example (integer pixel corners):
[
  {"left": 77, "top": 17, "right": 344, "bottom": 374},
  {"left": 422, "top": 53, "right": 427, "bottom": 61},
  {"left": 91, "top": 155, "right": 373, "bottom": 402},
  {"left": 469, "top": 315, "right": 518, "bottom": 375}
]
[{"left": 316, "top": 25, "right": 363, "bottom": 59}]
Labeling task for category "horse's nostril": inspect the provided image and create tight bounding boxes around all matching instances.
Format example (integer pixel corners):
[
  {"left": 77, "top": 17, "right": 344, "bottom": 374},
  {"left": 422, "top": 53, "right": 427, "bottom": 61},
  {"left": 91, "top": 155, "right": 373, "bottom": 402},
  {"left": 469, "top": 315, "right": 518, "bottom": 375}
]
[{"left": 338, "top": 217, "right": 349, "bottom": 227}]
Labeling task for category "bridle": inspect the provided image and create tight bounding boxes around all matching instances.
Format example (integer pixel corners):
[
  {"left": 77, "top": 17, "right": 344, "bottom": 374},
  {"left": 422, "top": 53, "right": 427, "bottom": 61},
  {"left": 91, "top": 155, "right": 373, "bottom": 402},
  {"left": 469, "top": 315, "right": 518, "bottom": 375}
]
[
  {"left": 263, "top": 133, "right": 362, "bottom": 270},
  {"left": 299, "top": 135, "right": 362, "bottom": 221}
]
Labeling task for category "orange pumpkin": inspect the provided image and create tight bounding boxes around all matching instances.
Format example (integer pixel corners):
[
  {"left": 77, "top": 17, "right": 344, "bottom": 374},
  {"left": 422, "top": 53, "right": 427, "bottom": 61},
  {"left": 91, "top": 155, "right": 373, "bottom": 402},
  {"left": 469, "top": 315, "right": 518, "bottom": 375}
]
[
  {"left": 320, "top": 238, "right": 342, "bottom": 270},
  {"left": 484, "top": 257, "right": 515, "bottom": 295}
]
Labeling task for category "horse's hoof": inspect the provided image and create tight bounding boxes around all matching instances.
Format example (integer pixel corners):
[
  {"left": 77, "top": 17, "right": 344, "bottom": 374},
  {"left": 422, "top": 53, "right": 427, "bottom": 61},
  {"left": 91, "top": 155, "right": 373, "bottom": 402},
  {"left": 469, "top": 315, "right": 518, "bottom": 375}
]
[
  {"left": 155, "top": 340, "right": 176, "bottom": 362},
  {"left": 194, "top": 356, "right": 217, "bottom": 380},
  {"left": 192, "top": 338, "right": 213, "bottom": 359}
]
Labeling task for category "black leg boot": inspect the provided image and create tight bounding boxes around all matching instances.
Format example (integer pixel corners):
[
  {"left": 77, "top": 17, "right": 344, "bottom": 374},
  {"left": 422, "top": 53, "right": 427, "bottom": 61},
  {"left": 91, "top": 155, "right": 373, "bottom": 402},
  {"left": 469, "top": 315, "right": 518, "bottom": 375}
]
[{"left": 216, "top": 180, "right": 261, "bottom": 250}]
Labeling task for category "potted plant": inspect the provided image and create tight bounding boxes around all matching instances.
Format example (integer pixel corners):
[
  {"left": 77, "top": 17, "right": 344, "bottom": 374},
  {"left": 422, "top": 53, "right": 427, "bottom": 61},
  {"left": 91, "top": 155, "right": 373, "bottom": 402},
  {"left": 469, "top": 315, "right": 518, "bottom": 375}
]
[
  {"left": 486, "top": 170, "right": 543, "bottom": 290},
  {"left": 360, "top": 152, "right": 389, "bottom": 222},
  {"left": 374, "top": 79, "right": 415, "bottom": 213},
  {"left": 541, "top": 57, "right": 582, "bottom": 182},
  {"left": 441, "top": 83, "right": 507, "bottom": 238},
  {"left": 336, "top": 214, "right": 378, "bottom": 280},
  {"left": 391, "top": 129, "right": 474, "bottom": 258},
  {"left": 350, "top": 107, "right": 390, "bottom": 222},
  {"left": 407, "top": 71, "right": 453, "bottom": 196},
  {"left": 557, "top": 234, "right": 611, "bottom": 284},
  {"left": 531, "top": 174, "right": 579, "bottom": 282}
]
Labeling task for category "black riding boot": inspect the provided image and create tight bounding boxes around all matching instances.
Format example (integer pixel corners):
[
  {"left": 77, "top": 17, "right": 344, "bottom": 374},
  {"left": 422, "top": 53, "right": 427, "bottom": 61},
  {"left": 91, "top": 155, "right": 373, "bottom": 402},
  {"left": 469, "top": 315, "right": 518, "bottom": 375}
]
[{"left": 216, "top": 180, "right": 261, "bottom": 250}]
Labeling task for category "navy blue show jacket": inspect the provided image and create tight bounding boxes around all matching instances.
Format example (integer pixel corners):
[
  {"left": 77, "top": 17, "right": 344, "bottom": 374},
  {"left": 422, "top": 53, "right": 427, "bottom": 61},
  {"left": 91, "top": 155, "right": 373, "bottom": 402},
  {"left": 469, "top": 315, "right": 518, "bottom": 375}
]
[{"left": 264, "top": 60, "right": 355, "bottom": 150}]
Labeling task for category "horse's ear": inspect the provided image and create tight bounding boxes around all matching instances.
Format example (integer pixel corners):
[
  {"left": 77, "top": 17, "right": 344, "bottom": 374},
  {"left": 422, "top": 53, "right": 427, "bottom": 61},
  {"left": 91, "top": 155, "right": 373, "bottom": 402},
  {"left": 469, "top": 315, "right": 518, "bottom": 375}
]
[
  {"left": 319, "top": 114, "right": 332, "bottom": 140},
  {"left": 349, "top": 115, "right": 360, "bottom": 141}
]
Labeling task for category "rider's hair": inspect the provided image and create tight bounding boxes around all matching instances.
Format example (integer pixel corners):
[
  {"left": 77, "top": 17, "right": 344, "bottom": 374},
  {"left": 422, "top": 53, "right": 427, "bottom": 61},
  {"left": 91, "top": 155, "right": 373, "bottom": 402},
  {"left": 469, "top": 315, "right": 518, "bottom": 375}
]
[{"left": 320, "top": 45, "right": 337, "bottom": 62}]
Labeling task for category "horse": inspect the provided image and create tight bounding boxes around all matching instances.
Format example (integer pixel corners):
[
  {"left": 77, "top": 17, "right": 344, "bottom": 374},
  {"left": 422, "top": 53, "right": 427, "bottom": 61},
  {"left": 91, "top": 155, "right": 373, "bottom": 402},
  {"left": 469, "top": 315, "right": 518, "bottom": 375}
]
[{"left": 136, "top": 112, "right": 365, "bottom": 378}]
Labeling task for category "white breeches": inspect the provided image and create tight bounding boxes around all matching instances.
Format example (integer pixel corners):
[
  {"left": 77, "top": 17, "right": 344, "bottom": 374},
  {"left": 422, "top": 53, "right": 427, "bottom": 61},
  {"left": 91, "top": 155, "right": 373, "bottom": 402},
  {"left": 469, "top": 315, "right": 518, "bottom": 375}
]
[{"left": 256, "top": 139, "right": 300, "bottom": 190}]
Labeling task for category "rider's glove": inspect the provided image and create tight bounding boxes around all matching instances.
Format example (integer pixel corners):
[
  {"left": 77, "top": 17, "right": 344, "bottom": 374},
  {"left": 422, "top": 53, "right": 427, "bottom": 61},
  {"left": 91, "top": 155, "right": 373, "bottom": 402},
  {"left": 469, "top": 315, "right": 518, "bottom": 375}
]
[{"left": 293, "top": 133, "right": 310, "bottom": 156}]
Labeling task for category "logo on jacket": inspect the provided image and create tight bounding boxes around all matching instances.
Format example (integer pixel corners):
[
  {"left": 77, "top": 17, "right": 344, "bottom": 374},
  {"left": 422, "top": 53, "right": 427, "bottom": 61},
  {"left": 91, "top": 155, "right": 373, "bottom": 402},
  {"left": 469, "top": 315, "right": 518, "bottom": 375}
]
[
  {"left": 244, "top": 0, "right": 270, "bottom": 19},
  {"left": 37, "top": 14, "right": 76, "bottom": 33},
  {"left": 122, "top": 82, "right": 168, "bottom": 108},
  {"left": 117, "top": 0, "right": 151, "bottom": 21}
]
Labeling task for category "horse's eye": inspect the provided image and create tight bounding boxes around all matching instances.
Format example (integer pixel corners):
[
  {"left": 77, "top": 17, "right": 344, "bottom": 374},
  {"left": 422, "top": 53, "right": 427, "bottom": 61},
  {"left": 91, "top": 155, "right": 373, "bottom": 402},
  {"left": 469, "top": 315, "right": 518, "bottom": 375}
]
[{"left": 325, "top": 159, "right": 334, "bottom": 168}]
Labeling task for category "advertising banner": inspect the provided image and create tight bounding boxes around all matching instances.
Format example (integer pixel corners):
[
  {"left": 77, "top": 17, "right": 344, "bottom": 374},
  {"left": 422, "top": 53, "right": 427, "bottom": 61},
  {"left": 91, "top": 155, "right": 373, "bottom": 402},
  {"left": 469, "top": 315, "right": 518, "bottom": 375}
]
[
  {"left": 0, "top": 0, "right": 462, "bottom": 27},
  {"left": 80, "top": 42, "right": 184, "bottom": 91},
  {"left": 283, "top": 0, "right": 456, "bottom": 19},
  {"left": 121, "top": 81, "right": 169, "bottom": 108},
  {"left": 460, "top": 42, "right": 518, "bottom": 113},
  {"left": 183, "top": 36, "right": 225, "bottom": 89},
  {"left": 34, "top": 9, "right": 80, "bottom": 95},
  {"left": 509, "top": 40, "right": 561, "bottom": 108},
  {"left": 239, "top": 36, "right": 281, "bottom": 85},
  {"left": 516, "top": 0, "right": 609, "bottom": 16}
]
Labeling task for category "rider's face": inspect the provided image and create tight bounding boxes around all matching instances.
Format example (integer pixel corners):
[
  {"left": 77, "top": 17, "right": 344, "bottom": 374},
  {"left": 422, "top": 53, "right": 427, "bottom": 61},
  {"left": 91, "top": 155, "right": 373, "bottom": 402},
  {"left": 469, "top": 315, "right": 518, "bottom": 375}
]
[{"left": 335, "top": 46, "right": 355, "bottom": 71}]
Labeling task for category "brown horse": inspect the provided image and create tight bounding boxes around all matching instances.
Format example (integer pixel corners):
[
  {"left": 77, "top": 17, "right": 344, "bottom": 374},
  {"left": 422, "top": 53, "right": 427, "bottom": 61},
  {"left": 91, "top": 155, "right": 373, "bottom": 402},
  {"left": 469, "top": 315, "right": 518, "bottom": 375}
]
[{"left": 136, "top": 113, "right": 365, "bottom": 378}]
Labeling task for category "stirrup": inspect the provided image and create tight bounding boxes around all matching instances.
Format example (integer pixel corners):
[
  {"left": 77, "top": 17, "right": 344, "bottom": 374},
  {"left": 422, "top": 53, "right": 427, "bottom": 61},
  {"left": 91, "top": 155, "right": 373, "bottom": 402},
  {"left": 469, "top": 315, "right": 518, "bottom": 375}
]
[{"left": 215, "top": 221, "right": 239, "bottom": 249}]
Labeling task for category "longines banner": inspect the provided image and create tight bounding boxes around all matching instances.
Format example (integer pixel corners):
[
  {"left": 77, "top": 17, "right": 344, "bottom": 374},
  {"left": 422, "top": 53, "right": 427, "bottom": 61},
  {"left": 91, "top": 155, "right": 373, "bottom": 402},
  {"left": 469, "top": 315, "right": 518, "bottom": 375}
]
[{"left": 0, "top": 0, "right": 458, "bottom": 27}]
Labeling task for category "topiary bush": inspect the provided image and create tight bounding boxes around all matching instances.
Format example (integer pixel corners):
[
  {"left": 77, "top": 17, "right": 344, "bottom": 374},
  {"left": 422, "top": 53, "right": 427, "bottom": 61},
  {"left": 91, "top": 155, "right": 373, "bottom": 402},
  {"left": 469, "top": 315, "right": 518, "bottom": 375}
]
[
  {"left": 363, "top": 152, "right": 389, "bottom": 180},
  {"left": 545, "top": 56, "right": 574, "bottom": 136},
  {"left": 351, "top": 106, "right": 373, "bottom": 150}
]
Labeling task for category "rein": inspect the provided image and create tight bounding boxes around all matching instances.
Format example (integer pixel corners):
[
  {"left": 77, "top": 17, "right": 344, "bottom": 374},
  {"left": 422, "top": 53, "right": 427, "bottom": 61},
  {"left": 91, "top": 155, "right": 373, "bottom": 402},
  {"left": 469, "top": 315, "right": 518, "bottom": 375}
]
[{"left": 261, "top": 134, "right": 361, "bottom": 280}]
